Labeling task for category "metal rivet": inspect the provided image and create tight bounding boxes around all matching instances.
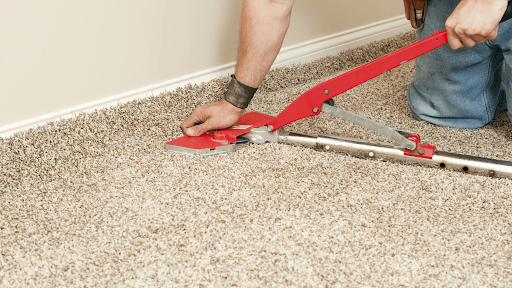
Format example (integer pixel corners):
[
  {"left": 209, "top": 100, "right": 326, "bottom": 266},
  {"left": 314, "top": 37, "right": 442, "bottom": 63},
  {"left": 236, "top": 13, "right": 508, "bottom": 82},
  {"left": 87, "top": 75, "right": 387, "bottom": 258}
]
[
  {"left": 267, "top": 125, "right": 274, "bottom": 131},
  {"left": 325, "top": 145, "right": 330, "bottom": 150},
  {"left": 312, "top": 107, "right": 319, "bottom": 113},
  {"left": 489, "top": 170, "right": 495, "bottom": 176},
  {"left": 369, "top": 152, "right": 375, "bottom": 157},
  {"left": 324, "top": 89, "right": 329, "bottom": 95},
  {"left": 418, "top": 148, "right": 425, "bottom": 155}
]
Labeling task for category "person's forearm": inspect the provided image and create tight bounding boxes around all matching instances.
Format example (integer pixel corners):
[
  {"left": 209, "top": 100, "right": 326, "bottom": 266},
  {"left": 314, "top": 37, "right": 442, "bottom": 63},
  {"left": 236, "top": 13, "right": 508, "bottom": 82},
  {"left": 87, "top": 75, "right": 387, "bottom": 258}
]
[{"left": 235, "top": 0, "right": 294, "bottom": 88}]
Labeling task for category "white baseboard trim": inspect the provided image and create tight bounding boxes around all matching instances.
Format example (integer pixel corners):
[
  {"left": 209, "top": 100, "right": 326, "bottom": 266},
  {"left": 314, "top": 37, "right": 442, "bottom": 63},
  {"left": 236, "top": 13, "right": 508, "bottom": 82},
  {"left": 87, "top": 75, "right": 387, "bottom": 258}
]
[{"left": 0, "top": 16, "right": 412, "bottom": 139}]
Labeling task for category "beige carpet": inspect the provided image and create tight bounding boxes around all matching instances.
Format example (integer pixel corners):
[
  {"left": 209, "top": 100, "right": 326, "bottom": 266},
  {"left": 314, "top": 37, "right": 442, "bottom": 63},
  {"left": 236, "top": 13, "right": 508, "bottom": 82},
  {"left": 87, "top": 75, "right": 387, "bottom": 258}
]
[{"left": 2, "top": 31, "right": 512, "bottom": 287}]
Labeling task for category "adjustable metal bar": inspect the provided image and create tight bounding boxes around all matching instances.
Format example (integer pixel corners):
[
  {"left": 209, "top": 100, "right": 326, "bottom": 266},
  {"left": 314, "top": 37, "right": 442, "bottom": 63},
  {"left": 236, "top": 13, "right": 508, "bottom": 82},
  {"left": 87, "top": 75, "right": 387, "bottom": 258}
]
[
  {"left": 321, "top": 103, "right": 417, "bottom": 150},
  {"left": 277, "top": 131, "right": 512, "bottom": 179}
]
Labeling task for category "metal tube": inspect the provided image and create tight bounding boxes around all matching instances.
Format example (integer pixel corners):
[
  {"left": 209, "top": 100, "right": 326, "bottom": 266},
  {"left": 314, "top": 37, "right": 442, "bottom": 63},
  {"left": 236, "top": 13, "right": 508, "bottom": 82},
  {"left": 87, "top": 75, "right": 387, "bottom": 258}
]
[
  {"left": 279, "top": 133, "right": 512, "bottom": 179},
  {"left": 278, "top": 131, "right": 317, "bottom": 147},
  {"left": 430, "top": 151, "right": 512, "bottom": 178}
]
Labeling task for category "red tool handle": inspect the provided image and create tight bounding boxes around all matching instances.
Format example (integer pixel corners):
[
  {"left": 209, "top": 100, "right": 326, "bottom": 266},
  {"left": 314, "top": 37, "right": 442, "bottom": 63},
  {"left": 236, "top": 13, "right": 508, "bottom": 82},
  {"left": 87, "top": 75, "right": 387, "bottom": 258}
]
[{"left": 268, "top": 30, "right": 448, "bottom": 131}]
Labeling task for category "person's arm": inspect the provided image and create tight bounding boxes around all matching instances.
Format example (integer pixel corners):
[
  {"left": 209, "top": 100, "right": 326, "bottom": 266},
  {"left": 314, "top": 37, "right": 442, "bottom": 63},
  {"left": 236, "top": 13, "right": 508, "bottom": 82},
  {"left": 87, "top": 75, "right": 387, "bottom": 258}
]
[
  {"left": 181, "top": 0, "right": 294, "bottom": 137},
  {"left": 445, "top": 0, "right": 508, "bottom": 49}
]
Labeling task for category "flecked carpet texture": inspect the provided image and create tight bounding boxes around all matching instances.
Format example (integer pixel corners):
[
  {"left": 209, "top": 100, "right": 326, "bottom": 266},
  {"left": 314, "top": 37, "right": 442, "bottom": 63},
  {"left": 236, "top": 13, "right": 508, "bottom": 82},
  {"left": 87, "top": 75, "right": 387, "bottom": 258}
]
[{"left": 2, "top": 31, "right": 512, "bottom": 287}]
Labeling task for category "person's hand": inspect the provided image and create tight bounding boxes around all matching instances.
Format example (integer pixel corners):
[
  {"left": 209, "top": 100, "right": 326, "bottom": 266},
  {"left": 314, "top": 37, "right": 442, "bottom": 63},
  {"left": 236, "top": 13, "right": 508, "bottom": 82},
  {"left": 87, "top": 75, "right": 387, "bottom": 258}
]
[
  {"left": 445, "top": 0, "right": 508, "bottom": 49},
  {"left": 404, "top": 0, "right": 428, "bottom": 29},
  {"left": 181, "top": 99, "right": 245, "bottom": 136}
]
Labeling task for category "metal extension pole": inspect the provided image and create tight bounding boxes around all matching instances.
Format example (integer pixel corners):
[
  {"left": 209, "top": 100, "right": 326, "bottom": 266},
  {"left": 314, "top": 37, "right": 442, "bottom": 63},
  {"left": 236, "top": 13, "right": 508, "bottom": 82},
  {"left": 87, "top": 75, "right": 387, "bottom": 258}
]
[{"left": 278, "top": 131, "right": 512, "bottom": 179}]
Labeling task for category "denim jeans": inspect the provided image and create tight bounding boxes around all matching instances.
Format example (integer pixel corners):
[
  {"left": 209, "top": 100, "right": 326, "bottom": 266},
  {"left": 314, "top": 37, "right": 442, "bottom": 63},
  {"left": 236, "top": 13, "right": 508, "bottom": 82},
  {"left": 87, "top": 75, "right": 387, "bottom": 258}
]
[{"left": 407, "top": 0, "right": 512, "bottom": 128}]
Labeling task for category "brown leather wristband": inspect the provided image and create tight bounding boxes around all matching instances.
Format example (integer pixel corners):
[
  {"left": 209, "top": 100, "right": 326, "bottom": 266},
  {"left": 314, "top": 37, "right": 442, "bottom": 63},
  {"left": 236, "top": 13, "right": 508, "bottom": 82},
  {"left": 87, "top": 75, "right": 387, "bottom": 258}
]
[{"left": 223, "top": 75, "right": 258, "bottom": 109}]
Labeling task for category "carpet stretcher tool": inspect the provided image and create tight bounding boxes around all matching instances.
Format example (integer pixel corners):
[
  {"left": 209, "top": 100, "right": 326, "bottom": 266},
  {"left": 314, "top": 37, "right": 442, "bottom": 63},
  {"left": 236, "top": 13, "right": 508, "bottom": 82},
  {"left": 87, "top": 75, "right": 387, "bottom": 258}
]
[{"left": 166, "top": 8, "right": 512, "bottom": 179}]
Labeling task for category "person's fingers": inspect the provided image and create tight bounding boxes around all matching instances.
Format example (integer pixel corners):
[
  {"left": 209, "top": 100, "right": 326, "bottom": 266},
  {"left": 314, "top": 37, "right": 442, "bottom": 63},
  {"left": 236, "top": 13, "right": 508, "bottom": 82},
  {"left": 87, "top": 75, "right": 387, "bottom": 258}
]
[
  {"left": 464, "top": 26, "right": 496, "bottom": 42},
  {"left": 470, "top": 34, "right": 487, "bottom": 43},
  {"left": 181, "top": 107, "right": 207, "bottom": 136},
  {"left": 456, "top": 29, "right": 477, "bottom": 47},
  {"left": 180, "top": 99, "right": 245, "bottom": 136},
  {"left": 186, "top": 120, "right": 217, "bottom": 137},
  {"left": 446, "top": 27, "right": 464, "bottom": 49},
  {"left": 447, "top": 29, "right": 484, "bottom": 49},
  {"left": 487, "top": 26, "right": 499, "bottom": 40},
  {"left": 181, "top": 125, "right": 198, "bottom": 137}
]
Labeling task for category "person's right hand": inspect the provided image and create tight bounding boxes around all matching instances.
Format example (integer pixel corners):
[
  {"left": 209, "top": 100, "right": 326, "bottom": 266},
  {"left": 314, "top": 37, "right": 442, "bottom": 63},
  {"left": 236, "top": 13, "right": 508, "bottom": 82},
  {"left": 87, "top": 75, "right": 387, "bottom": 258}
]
[
  {"left": 445, "top": 0, "right": 507, "bottom": 49},
  {"left": 181, "top": 99, "right": 245, "bottom": 136}
]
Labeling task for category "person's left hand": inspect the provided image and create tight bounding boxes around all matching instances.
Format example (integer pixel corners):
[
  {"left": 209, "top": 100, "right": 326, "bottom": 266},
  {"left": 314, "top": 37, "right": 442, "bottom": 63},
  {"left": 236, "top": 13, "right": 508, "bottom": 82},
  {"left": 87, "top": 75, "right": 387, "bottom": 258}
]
[
  {"left": 445, "top": 0, "right": 508, "bottom": 49},
  {"left": 181, "top": 99, "right": 245, "bottom": 137}
]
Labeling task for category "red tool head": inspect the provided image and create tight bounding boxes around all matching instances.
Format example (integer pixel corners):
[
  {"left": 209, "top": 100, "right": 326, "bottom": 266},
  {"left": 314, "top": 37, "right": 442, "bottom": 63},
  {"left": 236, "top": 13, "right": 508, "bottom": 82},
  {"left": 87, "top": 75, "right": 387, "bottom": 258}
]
[{"left": 165, "top": 112, "right": 274, "bottom": 156}]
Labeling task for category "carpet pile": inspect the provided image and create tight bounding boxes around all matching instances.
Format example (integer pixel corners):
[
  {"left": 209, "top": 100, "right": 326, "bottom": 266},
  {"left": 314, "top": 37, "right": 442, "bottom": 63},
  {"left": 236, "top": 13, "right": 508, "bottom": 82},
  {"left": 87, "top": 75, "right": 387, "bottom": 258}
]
[{"left": 1, "top": 31, "right": 512, "bottom": 287}]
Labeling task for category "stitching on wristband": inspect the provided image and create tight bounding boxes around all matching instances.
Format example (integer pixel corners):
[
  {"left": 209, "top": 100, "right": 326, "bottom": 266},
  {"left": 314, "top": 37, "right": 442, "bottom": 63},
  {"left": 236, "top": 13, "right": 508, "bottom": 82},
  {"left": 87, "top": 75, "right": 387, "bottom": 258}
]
[{"left": 223, "top": 75, "right": 258, "bottom": 109}]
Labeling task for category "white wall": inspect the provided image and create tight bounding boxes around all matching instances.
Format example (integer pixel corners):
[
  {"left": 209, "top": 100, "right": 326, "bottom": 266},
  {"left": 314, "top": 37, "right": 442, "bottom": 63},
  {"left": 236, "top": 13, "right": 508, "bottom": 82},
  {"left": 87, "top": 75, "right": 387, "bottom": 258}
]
[{"left": 0, "top": 0, "right": 406, "bottom": 133}]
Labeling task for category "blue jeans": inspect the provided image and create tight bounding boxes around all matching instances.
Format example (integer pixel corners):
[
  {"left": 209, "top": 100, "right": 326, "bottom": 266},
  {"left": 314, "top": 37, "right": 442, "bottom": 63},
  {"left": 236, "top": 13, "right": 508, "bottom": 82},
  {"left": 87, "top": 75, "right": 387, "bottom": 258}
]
[{"left": 407, "top": 0, "right": 512, "bottom": 128}]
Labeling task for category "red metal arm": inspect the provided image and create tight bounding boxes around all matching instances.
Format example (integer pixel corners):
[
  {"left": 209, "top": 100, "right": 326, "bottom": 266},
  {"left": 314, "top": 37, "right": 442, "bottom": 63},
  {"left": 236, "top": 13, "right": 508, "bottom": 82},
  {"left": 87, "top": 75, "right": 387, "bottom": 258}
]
[{"left": 268, "top": 30, "right": 448, "bottom": 131}]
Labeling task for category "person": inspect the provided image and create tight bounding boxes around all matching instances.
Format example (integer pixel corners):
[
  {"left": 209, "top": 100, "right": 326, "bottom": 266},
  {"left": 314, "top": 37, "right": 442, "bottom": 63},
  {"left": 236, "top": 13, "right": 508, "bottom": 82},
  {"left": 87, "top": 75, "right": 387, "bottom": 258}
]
[
  {"left": 408, "top": 0, "right": 512, "bottom": 128},
  {"left": 181, "top": 0, "right": 511, "bottom": 136}
]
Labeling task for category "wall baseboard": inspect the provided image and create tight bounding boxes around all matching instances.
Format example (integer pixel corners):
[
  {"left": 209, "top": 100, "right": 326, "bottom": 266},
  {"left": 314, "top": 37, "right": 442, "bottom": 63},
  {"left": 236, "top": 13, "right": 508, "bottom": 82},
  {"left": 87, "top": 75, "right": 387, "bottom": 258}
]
[{"left": 0, "top": 16, "right": 412, "bottom": 139}]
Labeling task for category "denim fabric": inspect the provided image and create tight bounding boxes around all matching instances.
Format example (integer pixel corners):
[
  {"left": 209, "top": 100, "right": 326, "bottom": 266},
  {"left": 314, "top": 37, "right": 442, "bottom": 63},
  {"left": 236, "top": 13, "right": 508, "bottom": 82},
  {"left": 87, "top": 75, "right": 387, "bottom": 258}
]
[{"left": 407, "top": 0, "right": 512, "bottom": 128}]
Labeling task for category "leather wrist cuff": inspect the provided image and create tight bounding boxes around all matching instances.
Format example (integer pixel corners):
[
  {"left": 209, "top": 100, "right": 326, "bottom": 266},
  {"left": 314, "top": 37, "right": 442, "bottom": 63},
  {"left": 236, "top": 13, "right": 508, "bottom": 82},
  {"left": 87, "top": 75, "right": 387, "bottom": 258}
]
[{"left": 223, "top": 74, "right": 258, "bottom": 109}]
